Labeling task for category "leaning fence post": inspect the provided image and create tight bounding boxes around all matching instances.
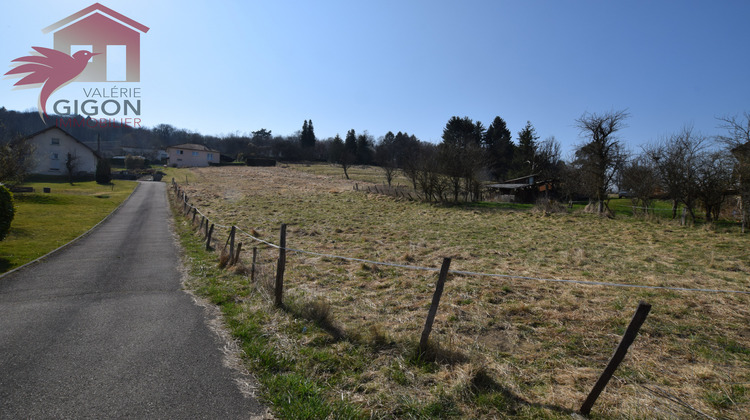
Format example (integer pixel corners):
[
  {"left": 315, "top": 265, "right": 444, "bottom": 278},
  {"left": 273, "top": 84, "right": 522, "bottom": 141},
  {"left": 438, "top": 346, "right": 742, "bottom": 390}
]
[
  {"left": 275, "top": 223, "right": 287, "bottom": 307},
  {"left": 232, "top": 242, "right": 242, "bottom": 266},
  {"left": 206, "top": 224, "right": 214, "bottom": 250},
  {"left": 192, "top": 207, "right": 197, "bottom": 224},
  {"left": 228, "top": 226, "right": 236, "bottom": 263},
  {"left": 251, "top": 247, "right": 257, "bottom": 282},
  {"left": 580, "top": 301, "right": 652, "bottom": 416},
  {"left": 419, "top": 257, "right": 452, "bottom": 355},
  {"left": 199, "top": 216, "right": 205, "bottom": 232}
]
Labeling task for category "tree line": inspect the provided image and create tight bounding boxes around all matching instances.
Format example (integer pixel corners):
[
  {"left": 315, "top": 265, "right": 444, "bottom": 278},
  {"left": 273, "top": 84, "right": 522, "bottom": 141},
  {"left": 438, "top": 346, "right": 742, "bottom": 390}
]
[{"left": 1, "top": 107, "right": 749, "bottom": 227}]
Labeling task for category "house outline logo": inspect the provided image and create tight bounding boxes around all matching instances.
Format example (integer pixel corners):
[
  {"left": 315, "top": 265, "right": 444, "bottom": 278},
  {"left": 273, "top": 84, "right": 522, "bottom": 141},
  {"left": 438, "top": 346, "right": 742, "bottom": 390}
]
[
  {"left": 42, "top": 3, "right": 150, "bottom": 83},
  {"left": 4, "top": 3, "right": 148, "bottom": 123}
]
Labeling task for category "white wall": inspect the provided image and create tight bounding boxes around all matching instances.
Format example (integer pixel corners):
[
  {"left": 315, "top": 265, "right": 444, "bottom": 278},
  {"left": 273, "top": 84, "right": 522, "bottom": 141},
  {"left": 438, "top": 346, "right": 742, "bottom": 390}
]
[
  {"left": 29, "top": 129, "right": 98, "bottom": 175},
  {"left": 167, "top": 147, "right": 217, "bottom": 167}
]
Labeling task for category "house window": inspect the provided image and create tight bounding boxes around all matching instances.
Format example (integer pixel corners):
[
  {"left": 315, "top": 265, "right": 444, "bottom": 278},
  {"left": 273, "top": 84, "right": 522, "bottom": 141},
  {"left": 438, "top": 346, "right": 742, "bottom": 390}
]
[
  {"left": 192, "top": 151, "right": 199, "bottom": 156},
  {"left": 207, "top": 153, "right": 214, "bottom": 160},
  {"left": 177, "top": 150, "right": 184, "bottom": 155},
  {"left": 51, "top": 152, "right": 59, "bottom": 160},
  {"left": 51, "top": 138, "right": 60, "bottom": 145}
]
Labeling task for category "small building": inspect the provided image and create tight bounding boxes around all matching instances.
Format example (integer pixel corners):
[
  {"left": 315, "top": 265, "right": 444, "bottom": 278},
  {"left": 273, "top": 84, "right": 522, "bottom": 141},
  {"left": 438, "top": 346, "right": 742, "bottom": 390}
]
[
  {"left": 25, "top": 126, "right": 100, "bottom": 175},
  {"left": 166, "top": 144, "right": 219, "bottom": 167},
  {"left": 486, "top": 173, "right": 554, "bottom": 203}
]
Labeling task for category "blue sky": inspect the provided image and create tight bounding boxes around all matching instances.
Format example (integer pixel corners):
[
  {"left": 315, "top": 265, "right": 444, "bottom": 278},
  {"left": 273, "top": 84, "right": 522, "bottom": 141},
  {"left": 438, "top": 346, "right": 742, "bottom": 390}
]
[{"left": 2, "top": 1, "right": 749, "bottom": 156}]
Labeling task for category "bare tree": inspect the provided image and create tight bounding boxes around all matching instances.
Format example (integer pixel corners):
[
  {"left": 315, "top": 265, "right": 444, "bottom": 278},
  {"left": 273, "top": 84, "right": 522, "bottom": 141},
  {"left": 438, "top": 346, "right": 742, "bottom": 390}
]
[
  {"left": 536, "top": 136, "right": 563, "bottom": 181},
  {"left": 573, "top": 110, "right": 630, "bottom": 214},
  {"left": 375, "top": 133, "right": 397, "bottom": 187},
  {"left": 65, "top": 152, "right": 79, "bottom": 185},
  {"left": 644, "top": 127, "right": 708, "bottom": 222},
  {"left": 619, "top": 154, "right": 660, "bottom": 215},
  {"left": 0, "top": 135, "right": 36, "bottom": 186},
  {"left": 696, "top": 150, "right": 734, "bottom": 222},
  {"left": 717, "top": 113, "right": 750, "bottom": 231}
]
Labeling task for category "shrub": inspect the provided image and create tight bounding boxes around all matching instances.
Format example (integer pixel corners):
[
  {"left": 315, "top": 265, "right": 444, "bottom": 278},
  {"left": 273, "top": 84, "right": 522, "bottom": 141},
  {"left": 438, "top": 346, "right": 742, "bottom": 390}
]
[
  {"left": 0, "top": 184, "right": 14, "bottom": 241},
  {"left": 95, "top": 158, "right": 112, "bottom": 184},
  {"left": 246, "top": 157, "right": 277, "bottom": 167},
  {"left": 125, "top": 155, "right": 146, "bottom": 170}
]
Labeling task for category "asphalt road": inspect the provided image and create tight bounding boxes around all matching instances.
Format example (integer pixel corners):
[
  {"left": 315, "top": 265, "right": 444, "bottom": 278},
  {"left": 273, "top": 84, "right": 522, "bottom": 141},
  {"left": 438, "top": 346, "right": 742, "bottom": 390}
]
[{"left": 0, "top": 181, "right": 265, "bottom": 419}]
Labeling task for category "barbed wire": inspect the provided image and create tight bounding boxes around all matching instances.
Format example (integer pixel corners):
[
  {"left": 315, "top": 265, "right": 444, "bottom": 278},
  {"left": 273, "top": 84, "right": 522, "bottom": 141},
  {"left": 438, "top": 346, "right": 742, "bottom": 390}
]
[{"left": 173, "top": 184, "right": 750, "bottom": 296}]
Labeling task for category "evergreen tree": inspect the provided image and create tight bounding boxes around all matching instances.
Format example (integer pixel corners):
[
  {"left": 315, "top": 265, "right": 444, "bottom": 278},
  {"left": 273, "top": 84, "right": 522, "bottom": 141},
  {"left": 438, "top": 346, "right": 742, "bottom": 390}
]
[
  {"left": 439, "top": 116, "right": 485, "bottom": 201},
  {"left": 307, "top": 120, "right": 316, "bottom": 147},
  {"left": 301, "top": 120, "right": 309, "bottom": 147},
  {"left": 513, "top": 121, "right": 539, "bottom": 176},
  {"left": 95, "top": 158, "right": 112, "bottom": 184},
  {"left": 344, "top": 129, "right": 357, "bottom": 158},
  {"left": 356, "top": 133, "right": 373, "bottom": 165},
  {"left": 483, "top": 116, "right": 514, "bottom": 180},
  {"left": 300, "top": 120, "right": 316, "bottom": 148}
]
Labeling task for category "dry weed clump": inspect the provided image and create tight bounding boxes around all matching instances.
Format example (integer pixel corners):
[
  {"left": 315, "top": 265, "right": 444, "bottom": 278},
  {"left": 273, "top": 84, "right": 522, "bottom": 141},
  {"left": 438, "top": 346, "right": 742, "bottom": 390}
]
[
  {"left": 174, "top": 165, "right": 750, "bottom": 419},
  {"left": 532, "top": 198, "right": 567, "bottom": 214}
]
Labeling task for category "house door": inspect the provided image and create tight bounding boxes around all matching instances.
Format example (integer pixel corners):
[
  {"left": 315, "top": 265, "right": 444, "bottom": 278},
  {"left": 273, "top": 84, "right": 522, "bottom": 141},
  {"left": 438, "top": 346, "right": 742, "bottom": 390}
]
[
  {"left": 106, "top": 45, "right": 127, "bottom": 82},
  {"left": 50, "top": 152, "right": 61, "bottom": 172}
]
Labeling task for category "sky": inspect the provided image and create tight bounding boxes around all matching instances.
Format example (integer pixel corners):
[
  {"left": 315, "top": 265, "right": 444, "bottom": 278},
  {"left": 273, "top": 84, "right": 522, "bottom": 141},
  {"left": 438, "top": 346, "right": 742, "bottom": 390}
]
[{"left": 1, "top": 0, "right": 749, "bottom": 157}]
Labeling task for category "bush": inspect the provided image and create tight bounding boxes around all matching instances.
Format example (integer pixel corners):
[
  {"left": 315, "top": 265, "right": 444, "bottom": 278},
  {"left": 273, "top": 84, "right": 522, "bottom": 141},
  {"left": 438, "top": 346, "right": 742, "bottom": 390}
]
[
  {"left": 246, "top": 158, "right": 277, "bottom": 167},
  {"left": 96, "top": 158, "right": 112, "bottom": 184},
  {"left": 125, "top": 155, "right": 146, "bottom": 170},
  {"left": 0, "top": 184, "right": 14, "bottom": 241}
]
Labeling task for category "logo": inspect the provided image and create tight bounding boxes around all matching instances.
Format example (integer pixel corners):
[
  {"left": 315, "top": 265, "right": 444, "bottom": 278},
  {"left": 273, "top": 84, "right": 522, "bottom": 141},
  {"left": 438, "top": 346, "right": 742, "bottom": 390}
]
[{"left": 4, "top": 3, "right": 149, "bottom": 127}]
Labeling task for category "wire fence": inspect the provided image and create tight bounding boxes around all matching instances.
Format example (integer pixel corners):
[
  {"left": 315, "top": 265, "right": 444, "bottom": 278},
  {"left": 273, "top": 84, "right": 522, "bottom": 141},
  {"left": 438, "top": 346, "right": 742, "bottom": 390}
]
[
  {"left": 169, "top": 178, "right": 750, "bottom": 417},
  {"left": 172, "top": 180, "right": 749, "bottom": 296}
]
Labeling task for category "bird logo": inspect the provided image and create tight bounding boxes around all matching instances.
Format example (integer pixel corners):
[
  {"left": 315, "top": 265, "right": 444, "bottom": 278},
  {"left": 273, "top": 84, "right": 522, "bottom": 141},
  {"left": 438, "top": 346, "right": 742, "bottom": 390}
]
[{"left": 5, "top": 46, "right": 100, "bottom": 122}]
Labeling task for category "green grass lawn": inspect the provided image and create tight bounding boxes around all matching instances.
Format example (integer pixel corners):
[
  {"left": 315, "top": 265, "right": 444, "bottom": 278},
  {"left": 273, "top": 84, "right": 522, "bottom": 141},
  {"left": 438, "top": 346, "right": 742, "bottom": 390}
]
[{"left": 0, "top": 179, "right": 137, "bottom": 273}]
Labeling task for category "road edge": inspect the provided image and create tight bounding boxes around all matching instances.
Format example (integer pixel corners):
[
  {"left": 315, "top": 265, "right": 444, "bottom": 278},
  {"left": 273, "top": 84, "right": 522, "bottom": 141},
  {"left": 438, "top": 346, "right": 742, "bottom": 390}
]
[{"left": 0, "top": 181, "right": 142, "bottom": 280}]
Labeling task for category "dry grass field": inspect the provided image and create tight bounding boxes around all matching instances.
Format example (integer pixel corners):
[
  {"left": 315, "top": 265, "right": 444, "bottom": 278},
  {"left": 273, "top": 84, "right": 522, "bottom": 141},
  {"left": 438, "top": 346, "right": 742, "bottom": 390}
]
[{"left": 173, "top": 164, "right": 749, "bottom": 419}]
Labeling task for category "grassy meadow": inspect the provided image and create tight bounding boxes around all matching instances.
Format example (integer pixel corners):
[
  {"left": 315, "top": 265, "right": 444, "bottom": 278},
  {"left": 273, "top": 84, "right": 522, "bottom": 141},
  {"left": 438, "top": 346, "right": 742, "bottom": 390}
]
[
  {"left": 170, "top": 164, "right": 749, "bottom": 419},
  {"left": 0, "top": 179, "right": 137, "bottom": 273}
]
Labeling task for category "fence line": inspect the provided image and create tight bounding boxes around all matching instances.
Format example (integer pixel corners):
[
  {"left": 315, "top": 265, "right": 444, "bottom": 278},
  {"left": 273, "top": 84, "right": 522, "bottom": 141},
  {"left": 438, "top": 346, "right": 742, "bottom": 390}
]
[
  {"left": 171, "top": 181, "right": 750, "bottom": 296},
  {"left": 169, "top": 180, "right": 746, "bottom": 416}
]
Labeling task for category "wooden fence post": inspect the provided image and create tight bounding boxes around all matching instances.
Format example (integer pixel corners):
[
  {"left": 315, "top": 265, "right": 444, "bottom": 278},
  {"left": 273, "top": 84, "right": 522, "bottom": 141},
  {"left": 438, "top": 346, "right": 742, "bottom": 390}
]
[
  {"left": 228, "top": 226, "right": 236, "bottom": 263},
  {"left": 419, "top": 257, "right": 452, "bottom": 355},
  {"left": 275, "top": 224, "right": 287, "bottom": 307},
  {"left": 199, "top": 216, "right": 205, "bottom": 232},
  {"left": 206, "top": 224, "right": 214, "bottom": 250},
  {"left": 251, "top": 247, "right": 257, "bottom": 282},
  {"left": 580, "top": 301, "right": 652, "bottom": 416},
  {"left": 233, "top": 242, "right": 242, "bottom": 266},
  {"left": 192, "top": 207, "right": 197, "bottom": 224}
]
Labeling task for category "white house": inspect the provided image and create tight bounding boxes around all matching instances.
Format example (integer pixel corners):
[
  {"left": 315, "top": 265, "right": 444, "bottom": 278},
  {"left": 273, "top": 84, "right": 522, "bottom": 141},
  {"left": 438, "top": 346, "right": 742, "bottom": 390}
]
[
  {"left": 25, "top": 126, "right": 100, "bottom": 175},
  {"left": 166, "top": 144, "right": 219, "bottom": 167}
]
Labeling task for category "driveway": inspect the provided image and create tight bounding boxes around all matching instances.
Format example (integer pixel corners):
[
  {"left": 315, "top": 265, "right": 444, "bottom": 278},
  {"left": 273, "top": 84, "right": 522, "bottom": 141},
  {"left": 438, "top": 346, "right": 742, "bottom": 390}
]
[{"left": 0, "top": 181, "right": 265, "bottom": 418}]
